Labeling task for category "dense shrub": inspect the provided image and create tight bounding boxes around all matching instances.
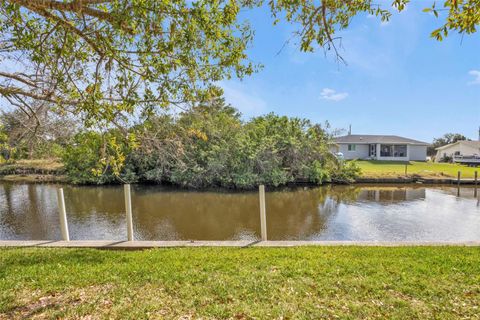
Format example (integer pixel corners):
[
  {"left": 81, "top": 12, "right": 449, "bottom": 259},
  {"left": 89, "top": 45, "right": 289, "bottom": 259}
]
[
  {"left": 63, "top": 131, "right": 135, "bottom": 184},
  {"left": 331, "top": 160, "right": 362, "bottom": 183},
  {"left": 63, "top": 101, "right": 360, "bottom": 188},
  {"left": 440, "top": 155, "right": 453, "bottom": 163}
]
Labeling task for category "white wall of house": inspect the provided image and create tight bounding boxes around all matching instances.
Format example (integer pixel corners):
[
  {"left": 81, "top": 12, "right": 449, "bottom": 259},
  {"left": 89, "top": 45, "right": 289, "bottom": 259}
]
[
  {"left": 338, "top": 143, "right": 369, "bottom": 160},
  {"left": 435, "top": 143, "right": 480, "bottom": 162},
  {"left": 336, "top": 143, "right": 426, "bottom": 161},
  {"left": 329, "top": 145, "right": 339, "bottom": 153},
  {"left": 408, "top": 145, "right": 427, "bottom": 161}
]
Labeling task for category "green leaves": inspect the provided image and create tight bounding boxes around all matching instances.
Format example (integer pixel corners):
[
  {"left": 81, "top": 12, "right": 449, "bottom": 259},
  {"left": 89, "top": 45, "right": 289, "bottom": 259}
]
[
  {"left": 63, "top": 101, "right": 359, "bottom": 188},
  {"left": 268, "top": 0, "right": 395, "bottom": 62},
  {"left": 0, "top": 0, "right": 256, "bottom": 130},
  {"left": 63, "top": 130, "right": 137, "bottom": 184},
  {"left": 423, "top": 0, "right": 479, "bottom": 41},
  {"left": 1, "top": 0, "right": 479, "bottom": 129}
]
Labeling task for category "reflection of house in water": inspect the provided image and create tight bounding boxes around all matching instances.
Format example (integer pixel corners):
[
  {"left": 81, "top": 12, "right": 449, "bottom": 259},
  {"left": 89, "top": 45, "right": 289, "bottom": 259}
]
[{"left": 357, "top": 188, "right": 426, "bottom": 203}]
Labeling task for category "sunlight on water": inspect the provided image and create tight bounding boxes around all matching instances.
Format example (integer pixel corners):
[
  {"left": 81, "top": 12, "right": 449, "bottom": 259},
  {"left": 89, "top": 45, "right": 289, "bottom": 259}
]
[{"left": 0, "top": 183, "right": 479, "bottom": 241}]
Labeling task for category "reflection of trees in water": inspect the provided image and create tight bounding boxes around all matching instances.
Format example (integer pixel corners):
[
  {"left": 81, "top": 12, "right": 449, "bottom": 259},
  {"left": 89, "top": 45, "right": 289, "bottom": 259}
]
[
  {"left": 121, "top": 186, "right": 348, "bottom": 240},
  {"left": 1, "top": 183, "right": 457, "bottom": 241},
  {"left": 357, "top": 188, "right": 426, "bottom": 203},
  {"left": 324, "top": 185, "right": 362, "bottom": 204},
  {"left": 132, "top": 190, "right": 259, "bottom": 240},
  {"left": 60, "top": 185, "right": 127, "bottom": 239},
  {"left": 260, "top": 186, "right": 364, "bottom": 240},
  {"left": 0, "top": 183, "right": 13, "bottom": 216},
  {"left": 262, "top": 185, "right": 428, "bottom": 240},
  {"left": 0, "top": 184, "right": 130, "bottom": 240},
  {"left": 0, "top": 183, "right": 58, "bottom": 239},
  {"left": 328, "top": 185, "right": 427, "bottom": 204},
  {"left": 0, "top": 183, "right": 16, "bottom": 238},
  {"left": 63, "top": 185, "right": 125, "bottom": 215}
]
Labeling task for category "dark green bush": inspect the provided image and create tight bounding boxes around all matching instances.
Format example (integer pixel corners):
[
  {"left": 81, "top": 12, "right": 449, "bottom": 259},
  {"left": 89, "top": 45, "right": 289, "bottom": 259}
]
[{"left": 62, "top": 102, "right": 360, "bottom": 188}]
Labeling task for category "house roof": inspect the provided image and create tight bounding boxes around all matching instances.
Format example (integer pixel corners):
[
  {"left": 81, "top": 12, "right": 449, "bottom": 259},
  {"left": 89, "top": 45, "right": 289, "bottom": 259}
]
[
  {"left": 435, "top": 140, "right": 480, "bottom": 150},
  {"left": 334, "top": 134, "right": 429, "bottom": 145}
]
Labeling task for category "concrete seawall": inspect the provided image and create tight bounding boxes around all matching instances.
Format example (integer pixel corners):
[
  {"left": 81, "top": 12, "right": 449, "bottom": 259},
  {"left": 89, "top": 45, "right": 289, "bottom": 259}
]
[{"left": 1, "top": 240, "right": 480, "bottom": 249}]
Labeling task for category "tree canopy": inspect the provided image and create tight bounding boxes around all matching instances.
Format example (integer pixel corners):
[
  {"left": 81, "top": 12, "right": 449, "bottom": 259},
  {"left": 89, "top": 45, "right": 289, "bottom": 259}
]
[
  {"left": 0, "top": 0, "right": 478, "bottom": 129},
  {"left": 0, "top": 0, "right": 257, "bottom": 129},
  {"left": 62, "top": 99, "right": 360, "bottom": 187},
  {"left": 428, "top": 132, "right": 471, "bottom": 156}
]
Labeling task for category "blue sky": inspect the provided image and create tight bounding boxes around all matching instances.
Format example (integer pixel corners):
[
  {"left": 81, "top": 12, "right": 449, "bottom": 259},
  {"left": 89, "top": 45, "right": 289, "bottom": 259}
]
[{"left": 221, "top": 1, "right": 480, "bottom": 142}]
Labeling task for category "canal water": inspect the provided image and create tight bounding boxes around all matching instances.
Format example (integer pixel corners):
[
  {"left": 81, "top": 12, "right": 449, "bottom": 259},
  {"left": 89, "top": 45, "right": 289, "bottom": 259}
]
[{"left": 0, "top": 182, "right": 479, "bottom": 241}]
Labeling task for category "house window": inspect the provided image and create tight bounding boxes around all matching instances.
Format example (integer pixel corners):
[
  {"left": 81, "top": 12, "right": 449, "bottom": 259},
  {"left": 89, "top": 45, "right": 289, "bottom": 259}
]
[
  {"left": 394, "top": 145, "right": 407, "bottom": 157},
  {"left": 380, "top": 145, "right": 393, "bottom": 157},
  {"left": 454, "top": 151, "right": 460, "bottom": 156},
  {"left": 381, "top": 144, "right": 407, "bottom": 157},
  {"left": 348, "top": 144, "right": 356, "bottom": 151}
]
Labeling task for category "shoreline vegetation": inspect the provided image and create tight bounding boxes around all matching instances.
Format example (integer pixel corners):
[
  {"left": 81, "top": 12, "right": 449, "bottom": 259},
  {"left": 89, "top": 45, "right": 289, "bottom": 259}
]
[
  {"left": 0, "top": 158, "right": 477, "bottom": 187},
  {"left": 2, "top": 105, "right": 361, "bottom": 188},
  {"left": 2, "top": 104, "right": 478, "bottom": 189},
  {"left": 0, "top": 159, "right": 66, "bottom": 183},
  {"left": 2, "top": 103, "right": 478, "bottom": 188},
  {"left": 1, "top": 247, "right": 479, "bottom": 319}
]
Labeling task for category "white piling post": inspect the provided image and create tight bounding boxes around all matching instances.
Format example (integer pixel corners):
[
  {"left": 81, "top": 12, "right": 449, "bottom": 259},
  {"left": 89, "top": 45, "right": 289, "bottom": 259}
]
[
  {"left": 124, "top": 184, "right": 134, "bottom": 241},
  {"left": 474, "top": 171, "right": 478, "bottom": 198},
  {"left": 56, "top": 188, "right": 70, "bottom": 241},
  {"left": 259, "top": 185, "right": 267, "bottom": 241}
]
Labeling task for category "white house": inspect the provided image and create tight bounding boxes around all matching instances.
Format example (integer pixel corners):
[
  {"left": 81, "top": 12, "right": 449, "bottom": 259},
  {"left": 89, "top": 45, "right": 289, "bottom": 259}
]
[
  {"left": 331, "top": 134, "right": 428, "bottom": 161},
  {"left": 434, "top": 141, "right": 480, "bottom": 162}
]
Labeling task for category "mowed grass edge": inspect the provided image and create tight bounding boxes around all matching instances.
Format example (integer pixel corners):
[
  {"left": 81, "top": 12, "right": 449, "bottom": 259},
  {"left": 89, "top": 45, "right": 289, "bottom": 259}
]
[
  {"left": 0, "top": 247, "right": 479, "bottom": 319},
  {"left": 357, "top": 160, "right": 479, "bottom": 179}
]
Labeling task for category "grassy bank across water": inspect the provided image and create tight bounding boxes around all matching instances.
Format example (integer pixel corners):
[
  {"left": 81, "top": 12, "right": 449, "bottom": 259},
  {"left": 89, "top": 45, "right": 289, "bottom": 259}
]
[
  {"left": 0, "top": 159, "right": 66, "bottom": 183},
  {"left": 357, "top": 160, "right": 479, "bottom": 179},
  {"left": 1, "top": 247, "right": 479, "bottom": 319}
]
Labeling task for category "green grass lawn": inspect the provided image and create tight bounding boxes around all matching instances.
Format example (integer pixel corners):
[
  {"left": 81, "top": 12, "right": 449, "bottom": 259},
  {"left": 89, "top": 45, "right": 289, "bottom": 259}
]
[
  {"left": 1, "top": 247, "right": 479, "bottom": 319},
  {"left": 357, "top": 160, "right": 479, "bottom": 179}
]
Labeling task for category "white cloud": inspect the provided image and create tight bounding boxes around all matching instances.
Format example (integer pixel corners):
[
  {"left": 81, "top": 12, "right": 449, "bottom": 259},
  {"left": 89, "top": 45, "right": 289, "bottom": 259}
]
[
  {"left": 320, "top": 88, "right": 349, "bottom": 102},
  {"left": 221, "top": 81, "right": 267, "bottom": 118},
  {"left": 468, "top": 70, "right": 480, "bottom": 85}
]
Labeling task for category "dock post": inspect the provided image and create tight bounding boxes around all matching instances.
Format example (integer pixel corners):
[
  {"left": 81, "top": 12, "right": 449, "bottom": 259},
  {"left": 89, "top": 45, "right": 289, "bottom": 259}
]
[
  {"left": 475, "top": 171, "right": 478, "bottom": 198},
  {"left": 56, "top": 188, "right": 70, "bottom": 241},
  {"left": 456, "top": 171, "right": 461, "bottom": 197},
  {"left": 124, "top": 184, "right": 134, "bottom": 241},
  {"left": 259, "top": 185, "right": 267, "bottom": 241},
  {"left": 404, "top": 164, "right": 407, "bottom": 176}
]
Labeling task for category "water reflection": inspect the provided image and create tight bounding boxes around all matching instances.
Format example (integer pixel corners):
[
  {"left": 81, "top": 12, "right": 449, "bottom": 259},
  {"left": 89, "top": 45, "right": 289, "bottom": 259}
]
[
  {"left": 357, "top": 187, "right": 425, "bottom": 203},
  {"left": 0, "top": 183, "right": 479, "bottom": 241}
]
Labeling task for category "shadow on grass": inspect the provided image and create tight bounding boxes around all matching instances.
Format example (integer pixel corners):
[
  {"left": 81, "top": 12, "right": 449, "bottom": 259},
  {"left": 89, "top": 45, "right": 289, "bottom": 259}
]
[{"left": 0, "top": 248, "right": 127, "bottom": 269}]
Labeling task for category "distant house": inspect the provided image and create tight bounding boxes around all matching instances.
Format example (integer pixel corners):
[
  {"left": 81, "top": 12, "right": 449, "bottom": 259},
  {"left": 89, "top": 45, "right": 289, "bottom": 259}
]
[
  {"left": 434, "top": 141, "right": 480, "bottom": 162},
  {"left": 331, "top": 134, "right": 428, "bottom": 161}
]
